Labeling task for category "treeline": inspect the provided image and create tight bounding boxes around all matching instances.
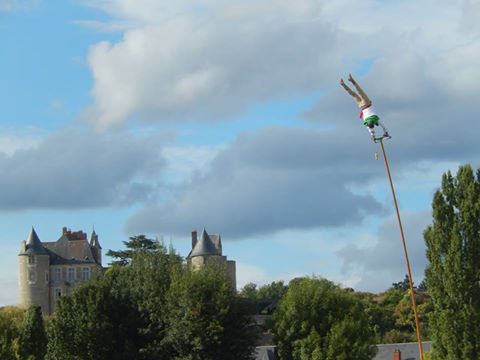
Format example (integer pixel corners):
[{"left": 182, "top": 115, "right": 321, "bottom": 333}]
[
  {"left": 2, "top": 237, "right": 256, "bottom": 360},
  {"left": 239, "top": 275, "right": 432, "bottom": 345}
]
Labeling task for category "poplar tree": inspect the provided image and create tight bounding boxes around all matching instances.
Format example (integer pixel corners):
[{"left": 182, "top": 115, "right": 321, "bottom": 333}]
[{"left": 424, "top": 164, "right": 480, "bottom": 359}]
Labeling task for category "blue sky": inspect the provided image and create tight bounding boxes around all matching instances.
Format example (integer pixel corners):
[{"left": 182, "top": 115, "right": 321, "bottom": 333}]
[{"left": 1, "top": 0, "right": 479, "bottom": 306}]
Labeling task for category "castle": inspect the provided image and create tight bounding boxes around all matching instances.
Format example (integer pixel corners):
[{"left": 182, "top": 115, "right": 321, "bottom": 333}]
[
  {"left": 187, "top": 229, "right": 236, "bottom": 290},
  {"left": 18, "top": 226, "right": 236, "bottom": 314},
  {"left": 18, "top": 227, "right": 103, "bottom": 315}
]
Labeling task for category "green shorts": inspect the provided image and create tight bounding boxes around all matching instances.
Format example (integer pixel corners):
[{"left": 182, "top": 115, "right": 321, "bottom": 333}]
[{"left": 363, "top": 115, "right": 380, "bottom": 127}]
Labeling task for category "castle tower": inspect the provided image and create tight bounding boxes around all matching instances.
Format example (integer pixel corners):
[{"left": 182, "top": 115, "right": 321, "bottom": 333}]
[
  {"left": 187, "top": 228, "right": 236, "bottom": 290},
  {"left": 18, "top": 227, "right": 51, "bottom": 315},
  {"left": 90, "top": 228, "right": 102, "bottom": 266}
]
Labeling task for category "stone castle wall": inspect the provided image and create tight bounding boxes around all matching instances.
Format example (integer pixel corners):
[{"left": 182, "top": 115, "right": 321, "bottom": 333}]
[{"left": 18, "top": 254, "right": 51, "bottom": 315}]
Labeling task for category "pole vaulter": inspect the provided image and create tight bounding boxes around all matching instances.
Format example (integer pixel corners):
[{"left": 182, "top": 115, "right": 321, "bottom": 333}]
[{"left": 340, "top": 74, "right": 424, "bottom": 360}]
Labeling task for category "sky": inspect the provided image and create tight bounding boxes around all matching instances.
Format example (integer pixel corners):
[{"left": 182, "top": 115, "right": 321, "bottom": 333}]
[{"left": 1, "top": 0, "right": 479, "bottom": 306}]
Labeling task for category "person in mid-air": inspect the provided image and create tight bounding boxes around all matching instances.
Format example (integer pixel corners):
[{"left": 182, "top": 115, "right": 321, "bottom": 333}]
[{"left": 340, "top": 74, "right": 389, "bottom": 141}]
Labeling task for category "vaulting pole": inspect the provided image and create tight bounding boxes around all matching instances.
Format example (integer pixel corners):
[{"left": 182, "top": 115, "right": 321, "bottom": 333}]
[{"left": 379, "top": 139, "right": 424, "bottom": 360}]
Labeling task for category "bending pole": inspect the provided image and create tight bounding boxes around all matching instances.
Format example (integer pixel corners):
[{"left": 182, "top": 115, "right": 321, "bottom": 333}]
[{"left": 379, "top": 140, "right": 424, "bottom": 360}]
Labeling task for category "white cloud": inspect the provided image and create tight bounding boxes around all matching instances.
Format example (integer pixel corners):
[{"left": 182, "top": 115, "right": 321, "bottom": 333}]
[
  {"left": 337, "top": 210, "right": 431, "bottom": 292},
  {"left": 0, "top": 134, "right": 41, "bottom": 156},
  {"left": 85, "top": 0, "right": 358, "bottom": 128},
  {"left": 82, "top": 0, "right": 480, "bottom": 131},
  {"left": 161, "top": 144, "right": 223, "bottom": 185}
]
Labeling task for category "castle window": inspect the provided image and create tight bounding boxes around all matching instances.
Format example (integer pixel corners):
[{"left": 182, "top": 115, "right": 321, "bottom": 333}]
[
  {"left": 28, "top": 270, "right": 36, "bottom": 283},
  {"left": 28, "top": 255, "right": 35, "bottom": 264},
  {"left": 54, "top": 268, "right": 61, "bottom": 282},
  {"left": 45, "top": 271, "right": 49, "bottom": 282},
  {"left": 67, "top": 267, "right": 76, "bottom": 282},
  {"left": 81, "top": 267, "right": 91, "bottom": 281},
  {"left": 54, "top": 288, "right": 62, "bottom": 299}
]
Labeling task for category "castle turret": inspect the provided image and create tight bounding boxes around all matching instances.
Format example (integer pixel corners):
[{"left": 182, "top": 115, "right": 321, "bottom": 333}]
[
  {"left": 18, "top": 227, "right": 51, "bottom": 314},
  {"left": 90, "top": 228, "right": 102, "bottom": 266},
  {"left": 187, "top": 228, "right": 236, "bottom": 290}
]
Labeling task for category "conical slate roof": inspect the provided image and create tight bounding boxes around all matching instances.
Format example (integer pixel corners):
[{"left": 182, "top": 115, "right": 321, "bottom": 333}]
[
  {"left": 22, "top": 227, "right": 48, "bottom": 255},
  {"left": 90, "top": 228, "right": 102, "bottom": 249},
  {"left": 189, "top": 228, "right": 221, "bottom": 257}
]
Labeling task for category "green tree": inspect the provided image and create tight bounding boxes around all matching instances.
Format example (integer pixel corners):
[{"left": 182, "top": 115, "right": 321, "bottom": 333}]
[
  {"left": 0, "top": 306, "right": 25, "bottom": 360},
  {"left": 18, "top": 305, "right": 47, "bottom": 360},
  {"left": 46, "top": 239, "right": 256, "bottom": 359},
  {"left": 106, "top": 235, "right": 159, "bottom": 265},
  {"left": 273, "top": 277, "right": 376, "bottom": 360},
  {"left": 391, "top": 274, "right": 410, "bottom": 291},
  {"left": 46, "top": 268, "right": 145, "bottom": 360},
  {"left": 164, "top": 264, "right": 256, "bottom": 360},
  {"left": 257, "top": 281, "right": 288, "bottom": 302},
  {"left": 424, "top": 165, "right": 480, "bottom": 359},
  {"left": 124, "top": 244, "right": 182, "bottom": 358},
  {"left": 47, "top": 241, "right": 181, "bottom": 360},
  {"left": 239, "top": 281, "right": 288, "bottom": 315}
]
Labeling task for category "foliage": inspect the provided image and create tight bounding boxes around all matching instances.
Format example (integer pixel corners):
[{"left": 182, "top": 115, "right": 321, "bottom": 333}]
[
  {"left": 47, "top": 239, "right": 256, "bottom": 360},
  {"left": 164, "top": 264, "right": 255, "bottom": 360},
  {"left": 424, "top": 165, "right": 480, "bottom": 359},
  {"left": 391, "top": 274, "right": 410, "bottom": 291},
  {"left": 0, "top": 306, "right": 25, "bottom": 360},
  {"left": 240, "top": 281, "right": 288, "bottom": 315},
  {"left": 17, "top": 305, "right": 47, "bottom": 360},
  {"left": 272, "top": 277, "right": 376, "bottom": 360},
  {"left": 46, "top": 268, "right": 145, "bottom": 360},
  {"left": 106, "top": 235, "right": 160, "bottom": 266}
]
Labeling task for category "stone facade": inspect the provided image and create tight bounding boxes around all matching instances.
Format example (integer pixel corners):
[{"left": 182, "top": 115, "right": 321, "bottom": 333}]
[
  {"left": 187, "top": 229, "right": 237, "bottom": 290},
  {"left": 18, "top": 227, "right": 103, "bottom": 315}
]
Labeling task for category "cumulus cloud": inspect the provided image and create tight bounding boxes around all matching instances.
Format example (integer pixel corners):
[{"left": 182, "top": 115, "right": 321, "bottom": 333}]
[
  {"left": 125, "top": 126, "right": 383, "bottom": 238},
  {"left": 0, "top": 128, "right": 166, "bottom": 210},
  {"left": 337, "top": 211, "right": 432, "bottom": 292},
  {"left": 85, "top": 0, "right": 363, "bottom": 128},
  {"left": 83, "top": 0, "right": 480, "bottom": 131},
  {"left": 91, "top": 0, "right": 480, "bottom": 239}
]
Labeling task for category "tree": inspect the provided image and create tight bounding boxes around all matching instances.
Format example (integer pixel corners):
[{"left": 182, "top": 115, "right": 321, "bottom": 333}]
[
  {"left": 239, "top": 281, "right": 288, "bottom": 315},
  {"left": 47, "top": 242, "right": 181, "bottom": 360},
  {"left": 391, "top": 274, "right": 410, "bottom": 291},
  {"left": 0, "top": 306, "right": 25, "bottom": 360},
  {"left": 18, "top": 305, "right": 47, "bottom": 360},
  {"left": 106, "top": 235, "right": 159, "bottom": 266},
  {"left": 164, "top": 264, "right": 256, "bottom": 360},
  {"left": 46, "top": 269, "right": 145, "bottom": 360},
  {"left": 424, "top": 165, "right": 480, "bottom": 359},
  {"left": 46, "top": 239, "right": 256, "bottom": 359},
  {"left": 273, "top": 277, "right": 376, "bottom": 360}
]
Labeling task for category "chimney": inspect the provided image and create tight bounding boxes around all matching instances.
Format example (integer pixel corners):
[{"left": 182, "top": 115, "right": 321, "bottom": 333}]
[
  {"left": 393, "top": 349, "right": 401, "bottom": 360},
  {"left": 191, "top": 230, "right": 198, "bottom": 249}
]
